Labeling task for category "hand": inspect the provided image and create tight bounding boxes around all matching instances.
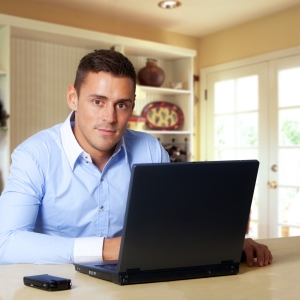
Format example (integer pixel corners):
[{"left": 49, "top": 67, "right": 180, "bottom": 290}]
[
  {"left": 103, "top": 236, "right": 122, "bottom": 261},
  {"left": 242, "top": 238, "right": 273, "bottom": 267}
]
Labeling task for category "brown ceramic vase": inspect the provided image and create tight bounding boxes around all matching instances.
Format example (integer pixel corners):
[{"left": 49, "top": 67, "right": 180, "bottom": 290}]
[{"left": 137, "top": 58, "right": 165, "bottom": 87}]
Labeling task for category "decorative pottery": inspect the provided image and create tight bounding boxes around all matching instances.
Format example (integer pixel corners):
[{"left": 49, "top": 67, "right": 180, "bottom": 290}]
[
  {"left": 169, "top": 82, "right": 183, "bottom": 89},
  {"left": 141, "top": 101, "right": 184, "bottom": 130},
  {"left": 162, "top": 138, "right": 188, "bottom": 163},
  {"left": 0, "top": 99, "right": 9, "bottom": 129},
  {"left": 137, "top": 59, "right": 165, "bottom": 87},
  {"left": 127, "top": 115, "right": 146, "bottom": 131}
]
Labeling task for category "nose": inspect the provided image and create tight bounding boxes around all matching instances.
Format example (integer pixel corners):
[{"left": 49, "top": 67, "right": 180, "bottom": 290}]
[{"left": 102, "top": 103, "right": 117, "bottom": 123}]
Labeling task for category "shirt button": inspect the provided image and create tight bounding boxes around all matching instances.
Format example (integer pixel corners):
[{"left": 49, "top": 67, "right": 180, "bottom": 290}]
[
  {"left": 100, "top": 178, "right": 104, "bottom": 181},
  {"left": 100, "top": 206, "right": 104, "bottom": 211},
  {"left": 85, "top": 161, "right": 89, "bottom": 163},
  {"left": 100, "top": 234, "right": 104, "bottom": 237}
]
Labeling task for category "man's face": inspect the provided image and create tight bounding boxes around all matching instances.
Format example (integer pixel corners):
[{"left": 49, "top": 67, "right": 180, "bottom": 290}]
[{"left": 67, "top": 71, "right": 135, "bottom": 159}]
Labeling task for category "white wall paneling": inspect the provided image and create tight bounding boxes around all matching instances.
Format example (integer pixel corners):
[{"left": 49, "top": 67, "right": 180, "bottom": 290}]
[{"left": 10, "top": 37, "right": 93, "bottom": 151}]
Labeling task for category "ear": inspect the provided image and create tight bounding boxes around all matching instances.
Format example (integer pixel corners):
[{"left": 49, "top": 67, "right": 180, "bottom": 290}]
[
  {"left": 67, "top": 85, "right": 78, "bottom": 111},
  {"left": 132, "top": 94, "right": 136, "bottom": 112}
]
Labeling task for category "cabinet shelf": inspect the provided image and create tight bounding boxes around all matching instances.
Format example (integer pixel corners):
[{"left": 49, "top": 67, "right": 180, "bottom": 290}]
[
  {"left": 138, "top": 85, "right": 191, "bottom": 95},
  {"left": 144, "top": 130, "right": 191, "bottom": 135}
]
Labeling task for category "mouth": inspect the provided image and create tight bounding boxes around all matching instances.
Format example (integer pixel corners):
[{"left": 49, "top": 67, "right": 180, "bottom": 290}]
[{"left": 96, "top": 128, "right": 117, "bottom": 136}]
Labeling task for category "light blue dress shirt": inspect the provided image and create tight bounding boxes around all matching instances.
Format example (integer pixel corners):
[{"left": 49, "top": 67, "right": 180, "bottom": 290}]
[{"left": 0, "top": 112, "right": 169, "bottom": 264}]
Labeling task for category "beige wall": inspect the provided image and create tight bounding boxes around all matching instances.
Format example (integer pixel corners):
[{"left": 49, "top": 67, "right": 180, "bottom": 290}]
[
  {"left": 194, "top": 5, "right": 300, "bottom": 159},
  {"left": 198, "top": 5, "right": 300, "bottom": 68},
  {"left": 1, "top": 0, "right": 300, "bottom": 159}
]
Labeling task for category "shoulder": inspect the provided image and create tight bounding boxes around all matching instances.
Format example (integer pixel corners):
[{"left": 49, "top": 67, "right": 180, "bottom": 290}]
[
  {"left": 6, "top": 124, "right": 63, "bottom": 189},
  {"left": 123, "top": 129, "right": 170, "bottom": 163},
  {"left": 123, "top": 128, "right": 158, "bottom": 141},
  {"left": 123, "top": 129, "right": 163, "bottom": 149},
  {"left": 13, "top": 124, "right": 62, "bottom": 157}
]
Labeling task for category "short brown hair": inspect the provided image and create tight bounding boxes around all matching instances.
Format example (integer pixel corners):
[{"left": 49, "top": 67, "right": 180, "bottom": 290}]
[{"left": 74, "top": 49, "right": 136, "bottom": 96}]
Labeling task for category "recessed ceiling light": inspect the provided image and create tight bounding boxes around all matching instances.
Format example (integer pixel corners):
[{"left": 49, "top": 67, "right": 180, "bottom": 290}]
[{"left": 158, "top": 1, "right": 181, "bottom": 9}]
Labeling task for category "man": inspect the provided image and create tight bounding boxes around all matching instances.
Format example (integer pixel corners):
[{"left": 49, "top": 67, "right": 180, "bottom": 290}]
[{"left": 0, "top": 49, "right": 272, "bottom": 267}]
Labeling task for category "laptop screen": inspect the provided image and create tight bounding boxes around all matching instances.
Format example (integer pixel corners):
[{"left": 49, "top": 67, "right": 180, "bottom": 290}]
[{"left": 118, "top": 160, "right": 259, "bottom": 272}]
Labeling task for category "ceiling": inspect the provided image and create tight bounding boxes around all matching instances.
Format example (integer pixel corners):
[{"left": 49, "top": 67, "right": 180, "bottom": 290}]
[{"left": 30, "top": 0, "right": 300, "bottom": 38}]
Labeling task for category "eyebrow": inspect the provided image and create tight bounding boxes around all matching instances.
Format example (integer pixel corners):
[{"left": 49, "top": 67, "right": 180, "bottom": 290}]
[
  {"left": 88, "top": 94, "right": 107, "bottom": 99},
  {"left": 88, "top": 94, "right": 134, "bottom": 103}
]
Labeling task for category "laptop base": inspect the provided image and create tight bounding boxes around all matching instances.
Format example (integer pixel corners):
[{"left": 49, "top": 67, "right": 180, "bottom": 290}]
[{"left": 75, "top": 262, "right": 239, "bottom": 285}]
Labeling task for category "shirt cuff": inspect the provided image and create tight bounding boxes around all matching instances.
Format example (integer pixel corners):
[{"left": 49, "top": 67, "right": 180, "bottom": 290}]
[{"left": 73, "top": 237, "right": 104, "bottom": 263}]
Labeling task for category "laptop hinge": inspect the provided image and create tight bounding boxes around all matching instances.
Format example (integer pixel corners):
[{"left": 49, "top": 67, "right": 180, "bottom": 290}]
[{"left": 126, "top": 268, "right": 141, "bottom": 274}]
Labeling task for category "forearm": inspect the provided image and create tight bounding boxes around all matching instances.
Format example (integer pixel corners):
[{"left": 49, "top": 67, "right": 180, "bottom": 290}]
[
  {"left": 102, "top": 236, "right": 121, "bottom": 260},
  {"left": 0, "top": 230, "right": 74, "bottom": 264}
]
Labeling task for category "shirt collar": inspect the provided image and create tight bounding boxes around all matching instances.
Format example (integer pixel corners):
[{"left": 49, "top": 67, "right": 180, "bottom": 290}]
[{"left": 60, "top": 111, "right": 128, "bottom": 170}]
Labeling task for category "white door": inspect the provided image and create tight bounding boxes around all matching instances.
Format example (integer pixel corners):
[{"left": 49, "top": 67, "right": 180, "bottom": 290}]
[
  {"left": 203, "top": 56, "right": 300, "bottom": 238},
  {"left": 269, "top": 55, "right": 300, "bottom": 238},
  {"left": 205, "top": 63, "right": 269, "bottom": 238}
]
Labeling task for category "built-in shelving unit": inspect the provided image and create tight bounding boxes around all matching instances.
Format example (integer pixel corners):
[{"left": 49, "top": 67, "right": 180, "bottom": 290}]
[{"left": 0, "top": 13, "right": 196, "bottom": 190}]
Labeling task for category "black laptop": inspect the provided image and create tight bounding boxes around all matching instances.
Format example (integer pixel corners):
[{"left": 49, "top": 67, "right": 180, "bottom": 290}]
[{"left": 74, "top": 160, "right": 259, "bottom": 285}]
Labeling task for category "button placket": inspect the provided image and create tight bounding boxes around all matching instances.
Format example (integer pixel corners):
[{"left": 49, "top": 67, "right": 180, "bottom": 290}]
[
  {"left": 98, "top": 174, "right": 108, "bottom": 238},
  {"left": 83, "top": 152, "right": 92, "bottom": 164}
]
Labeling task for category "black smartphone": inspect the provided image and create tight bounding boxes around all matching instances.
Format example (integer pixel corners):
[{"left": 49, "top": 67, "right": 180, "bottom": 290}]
[{"left": 23, "top": 274, "right": 72, "bottom": 291}]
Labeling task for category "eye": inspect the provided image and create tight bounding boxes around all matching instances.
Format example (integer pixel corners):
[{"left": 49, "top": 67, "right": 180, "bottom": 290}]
[
  {"left": 117, "top": 103, "right": 128, "bottom": 109},
  {"left": 93, "top": 99, "right": 102, "bottom": 106}
]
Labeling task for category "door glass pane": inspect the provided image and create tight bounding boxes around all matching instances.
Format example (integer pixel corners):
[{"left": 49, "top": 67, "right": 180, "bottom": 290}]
[
  {"left": 215, "top": 80, "right": 235, "bottom": 114},
  {"left": 236, "top": 75, "right": 259, "bottom": 112},
  {"left": 279, "top": 109, "right": 300, "bottom": 146},
  {"left": 278, "top": 67, "right": 300, "bottom": 107},
  {"left": 289, "top": 227, "right": 300, "bottom": 236},
  {"left": 215, "top": 115, "right": 234, "bottom": 147},
  {"left": 278, "top": 149, "right": 300, "bottom": 186},
  {"left": 237, "top": 149, "right": 258, "bottom": 160},
  {"left": 279, "top": 187, "right": 300, "bottom": 224},
  {"left": 237, "top": 113, "right": 258, "bottom": 147},
  {"left": 214, "top": 149, "right": 235, "bottom": 160}
]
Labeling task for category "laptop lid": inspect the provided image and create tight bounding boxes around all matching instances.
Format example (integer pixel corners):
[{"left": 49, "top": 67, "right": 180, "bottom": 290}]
[{"left": 118, "top": 160, "right": 258, "bottom": 273}]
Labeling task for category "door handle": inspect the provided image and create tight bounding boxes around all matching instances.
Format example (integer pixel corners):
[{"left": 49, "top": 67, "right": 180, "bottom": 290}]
[
  {"left": 267, "top": 181, "right": 278, "bottom": 189},
  {"left": 271, "top": 164, "right": 278, "bottom": 172}
]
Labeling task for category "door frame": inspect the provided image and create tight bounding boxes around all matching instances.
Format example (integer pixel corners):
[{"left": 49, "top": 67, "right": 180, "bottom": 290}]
[{"left": 200, "top": 45, "right": 300, "bottom": 161}]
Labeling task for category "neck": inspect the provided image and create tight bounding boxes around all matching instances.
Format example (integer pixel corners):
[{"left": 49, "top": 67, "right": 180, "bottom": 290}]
[
  {"left": 91, "top": 146, "right": 115, "bottom": 171},
  {"left": 71, "top": 124, "right": 117, "bottom": 172}
]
